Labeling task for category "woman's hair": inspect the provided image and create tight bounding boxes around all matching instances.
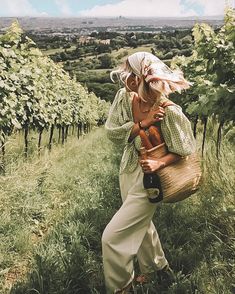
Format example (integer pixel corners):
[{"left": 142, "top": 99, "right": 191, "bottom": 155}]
[
  {"left": 110, "top": 53, "right": 191, "bottom": 102},
  {"left": 110, "top": 59, "right": 133, "bottom": 87}
]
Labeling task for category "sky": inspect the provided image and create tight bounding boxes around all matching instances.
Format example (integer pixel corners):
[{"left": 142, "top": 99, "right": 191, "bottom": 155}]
[{"left": 0, "top": 0, "right": 233, "bottom": 18}]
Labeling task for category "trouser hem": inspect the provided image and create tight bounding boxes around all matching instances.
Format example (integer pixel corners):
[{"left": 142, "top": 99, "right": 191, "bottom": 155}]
[{"left": 113, "top": 271, "right": 134, "bottom": 293}]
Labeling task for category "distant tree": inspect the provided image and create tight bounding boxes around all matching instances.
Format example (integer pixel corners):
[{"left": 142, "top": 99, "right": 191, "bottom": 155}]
[
  {"left": 111, "top": 36, "right": 127, "bottom": 48},
  {"left": 137, "top": 38, "right": 149, "bottom": 45},
  {"left": 95, "top": 44, "right": 112, "bottom": 55},
  {"left": 171, "top": 48, "right": 181, "bottom": 56},
  {"left": 90, "top": 32, "right": 98, "bottom": 38},
  {"left": 117, "top": 50, "right": 129, "bottom": 60},
  {"left": 86, "top": 82, "right": 119, "bottom": 102},
  {"left": 151, "top": 48, "right": 156, "bottom": 56},
  {"left": 179, "top": 48, "right": 192, "bottom": 57},
  {"left": 127, "top": 39, "right": 137, "bottom": 48},
  {"left": 126, "top": 32, "right": 135, "bottom": 38},
  {"left": 163, "top": 51, "right": 173, "bottom": 59},
  {"left": 98, "top": 54, "right": 115, "bottom": 69},
  {"left": 75, "top": 46, "right": 85, "bottom": 57},
  {"left": 59, "top": 52, "right": 68, "bottom": 61},
  {"left": 63, "top": 43, "right": 71, "bottom": 49}
]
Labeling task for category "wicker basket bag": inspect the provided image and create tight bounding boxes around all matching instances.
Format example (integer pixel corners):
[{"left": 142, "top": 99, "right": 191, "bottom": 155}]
[
  {"left": 132, "top": 94, "right": 202, "bottom": 203},
  {"left": 146, "top": 143, "right": 202, "bottom": 203}
]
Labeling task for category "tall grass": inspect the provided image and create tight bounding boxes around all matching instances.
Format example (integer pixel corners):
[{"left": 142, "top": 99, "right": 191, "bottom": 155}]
[
  {"left": 0, "top": 123, "right": 234, "bottom": 294},
  {"left": 1, "top": 127, "right": 122, "bottom": 293}
]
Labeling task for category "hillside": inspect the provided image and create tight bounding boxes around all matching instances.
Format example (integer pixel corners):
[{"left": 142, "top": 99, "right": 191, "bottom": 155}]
[{"left": 0, "top": 126, "right": 234, "bottom": 293}]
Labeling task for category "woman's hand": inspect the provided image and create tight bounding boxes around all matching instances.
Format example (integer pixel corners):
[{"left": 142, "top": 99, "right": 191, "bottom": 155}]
[
  {"left": 139, "top": 159, "right": 165, "bottom": 173},
  {"left": 141, "top": 106, "right": 165, "bottom": 128},
  {"left": 139, "top": 153, "right": 182, "bottom": 173}
]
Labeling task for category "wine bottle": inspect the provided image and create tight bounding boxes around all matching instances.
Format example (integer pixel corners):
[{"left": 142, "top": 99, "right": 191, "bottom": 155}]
[{"left": 140, "top": 147, "right": 163, "bottom": 203}]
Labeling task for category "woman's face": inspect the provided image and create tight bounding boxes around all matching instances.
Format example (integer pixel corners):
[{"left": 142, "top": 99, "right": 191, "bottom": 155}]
[{"left": 125, "top": 73, "right": 139, "bottom": 93}]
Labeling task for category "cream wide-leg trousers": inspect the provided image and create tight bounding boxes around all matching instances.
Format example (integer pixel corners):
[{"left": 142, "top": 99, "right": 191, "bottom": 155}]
[{"left": 102, "top": 163, "right": 168, "bottom": 293}]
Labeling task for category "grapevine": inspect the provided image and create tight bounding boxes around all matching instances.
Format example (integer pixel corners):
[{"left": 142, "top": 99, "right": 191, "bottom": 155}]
[
  {"left": 171, "top": 8, "right": 235, "bottom": 156},
  {"left": 0, "top": 21, "right": 110, "bottom": 164}
]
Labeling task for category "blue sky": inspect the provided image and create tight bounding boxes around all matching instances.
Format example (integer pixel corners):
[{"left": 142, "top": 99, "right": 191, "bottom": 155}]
[
  {"left": 180, "top": 0, "right": 204, "bottom": 15},
  {"left": 0, "top": 0, "right": 230, "bottom": 17},
  {"left": 29, "top": 0, "right": 121, "bottom": 16}
]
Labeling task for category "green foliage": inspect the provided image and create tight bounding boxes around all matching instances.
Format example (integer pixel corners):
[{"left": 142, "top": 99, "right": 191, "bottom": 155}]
[
  {"left": 1, "top": 14, "right": 234, "bottom": 294},
  {"left": 171, "top": 8, "right": 235, "bottom": 124},
  {"left": 86, "top": 82, "right": 119, "bottom": 103},
  {"left": 0, "top": 21, "right": 110, "bottom": 145},
  {"left": 98, "top": 53, "right": 116, "bottom": 69}
]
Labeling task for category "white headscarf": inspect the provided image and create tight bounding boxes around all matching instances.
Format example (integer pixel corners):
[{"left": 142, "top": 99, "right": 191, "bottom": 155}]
[{"left": 128, "top": 52, "right": 191, "bottom": 93}]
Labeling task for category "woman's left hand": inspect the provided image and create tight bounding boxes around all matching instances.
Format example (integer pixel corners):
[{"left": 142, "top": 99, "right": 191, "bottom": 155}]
[{"left": 140, "top": 159, "right": 165, "bottom": 173}]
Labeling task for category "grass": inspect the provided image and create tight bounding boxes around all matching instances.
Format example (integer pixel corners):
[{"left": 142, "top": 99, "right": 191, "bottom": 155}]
[
  {"left": 0, "top": 123, "right": 234, "bottom": 294},
  {"left": 0, "top": 127, "right": 122, "bottom": 293},
  {"left": 60, "top": 44, "right": 154, "bottom": 67},
  {"left": 42, "top": 45, "right": 77, "bottom": 56},
  {"left": 111, "top": 45, "right": 153, "bottom": 60}
]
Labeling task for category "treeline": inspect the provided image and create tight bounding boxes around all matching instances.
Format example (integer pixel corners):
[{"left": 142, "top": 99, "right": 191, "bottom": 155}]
[
  {"left": 47, "top": 29, "right": 194, "bottom": 63},
  {"left": 0, "top": 22, "right": 110, "bottom": 164},
  {"left": 26, "top": 33, "right": 77, "bottom": 50},
  {"left": 56, "top": 30, "right": 195, "bottom": 102}
]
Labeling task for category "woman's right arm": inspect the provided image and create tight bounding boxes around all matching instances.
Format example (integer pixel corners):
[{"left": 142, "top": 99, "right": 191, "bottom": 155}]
[
  {"left": 127, "top": 123, "right": 141, "bottom": 143},
  {"left": 128, "top": 107, "right": 165, "bottom": 143},
  {"left": 105, "top": 89, "right": 136, "bottom": 146}
]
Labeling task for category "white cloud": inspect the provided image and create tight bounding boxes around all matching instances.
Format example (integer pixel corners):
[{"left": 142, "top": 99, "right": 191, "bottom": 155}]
[
  {"left": 185, "top": 0, "right": 225, "bottom": 15},
  {"left": 0, "top": 0, "right": 42, "bottom": 17},
  {"left": 40, "top": 12, "right": 50, "bottom": 17},
  {"left": 54, "top": 0, "right": 73, "bottom": 16},
  {"left": 80, "top": 0, "right": 226, "bottom": 17}
]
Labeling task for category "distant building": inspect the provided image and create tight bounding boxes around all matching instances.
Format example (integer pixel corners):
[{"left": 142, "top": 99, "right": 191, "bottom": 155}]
[
  {"left": 79, "top": 35, "right": 95, "bottom": 44},
  {"left": 79, "top": 35, "right": 110, "bottom": 45},
  {"left": 98, "top": 39, "right": 111, "bottom": 45}
]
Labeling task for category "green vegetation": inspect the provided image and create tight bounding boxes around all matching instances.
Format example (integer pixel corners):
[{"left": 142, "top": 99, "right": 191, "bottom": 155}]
[
  {"left": 0, "top": 125, "right": 234, "bottom": 293},
  {"left": 0, "top": 8, "right": 234, "bottom": 294},
  {"left": 0, "top": 22, "right": 110, "bottom": 163},
  {"left": 34, "top": 29, "right": 194, "bottom": 102},
  {"left": 0, "top": 127, "right": 122, "bottom": 293},
  {"left": 41, "top": 45, "right": 77, "bottom": 56},
  {"left": 171, "top": 8, "right": 235, "bottom": 156}
]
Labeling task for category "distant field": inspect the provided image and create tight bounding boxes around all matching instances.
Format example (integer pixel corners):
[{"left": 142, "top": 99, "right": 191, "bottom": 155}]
[
  {"left": 42, "top": 45, "right": 76, "bottom": 56},
  {"left": 88, "top": 68, "right": 110, "bottom": 73},
  {"left": 43, "top": 43, "right": 153, "bottom": 61},
  {"left": 111, "top": 44, "right": 153, "bottom": 60}
]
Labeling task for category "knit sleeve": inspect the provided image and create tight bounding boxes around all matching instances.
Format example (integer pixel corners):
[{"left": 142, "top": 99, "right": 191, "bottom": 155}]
[
  {"left": 161, "top": 104, "right": 196, "bottom": 156},
  {"left": 104, "top": 88, "right": 135, "bottom": 146}
]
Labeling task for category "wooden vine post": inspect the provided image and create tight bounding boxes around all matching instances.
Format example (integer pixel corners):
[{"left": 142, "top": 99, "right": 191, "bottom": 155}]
[
  {"left": 202, "top": 117, "right": 208, "bottom": 157},
  {"left": 49, "top": 124, "right": 54, "bottom": 151},
  {"left": 0, "top": 137, "right": 6, "bottom": 175},
  {"left": 38, "top": 127, "right": 43, "bottom": 156},
  {"left": 216, "top": 121, "right": 224, "bottom": 159},
  {"left": 24, "top": 125, "right": 29, "bottom": 158},
  {"left": 61, "top": 126, "right": 65, "bottom": 145}
]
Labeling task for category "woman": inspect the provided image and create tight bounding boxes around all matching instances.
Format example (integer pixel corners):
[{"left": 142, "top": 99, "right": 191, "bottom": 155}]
[{"left": 102, "top": 52, "right": 196, "bottom": 293}]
